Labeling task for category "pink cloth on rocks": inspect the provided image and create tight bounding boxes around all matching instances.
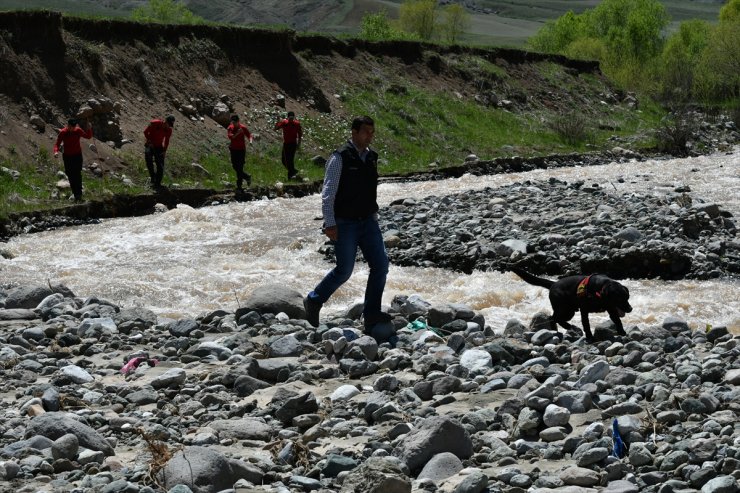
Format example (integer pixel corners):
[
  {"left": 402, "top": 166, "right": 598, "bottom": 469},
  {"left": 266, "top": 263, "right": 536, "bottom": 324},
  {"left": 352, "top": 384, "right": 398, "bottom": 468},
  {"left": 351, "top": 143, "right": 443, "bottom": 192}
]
[{"left": 121, "top": 357, "right": 159, "bottom": 375}]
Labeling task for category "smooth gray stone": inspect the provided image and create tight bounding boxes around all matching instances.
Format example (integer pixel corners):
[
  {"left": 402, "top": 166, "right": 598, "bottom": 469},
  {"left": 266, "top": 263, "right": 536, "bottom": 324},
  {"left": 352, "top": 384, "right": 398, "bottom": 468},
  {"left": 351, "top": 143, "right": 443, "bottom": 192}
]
[
  {"left": 25, "top": 413, "right": 114, "bottom": 456},
  {"left": 392, "top": 415, "right": 472, "bottom": 473},
  {"left": 417, "top": 452, "right": 463, "bottom": 482},
  {"left": 161, "top": 446, "right": 262, "bottom": 493}
]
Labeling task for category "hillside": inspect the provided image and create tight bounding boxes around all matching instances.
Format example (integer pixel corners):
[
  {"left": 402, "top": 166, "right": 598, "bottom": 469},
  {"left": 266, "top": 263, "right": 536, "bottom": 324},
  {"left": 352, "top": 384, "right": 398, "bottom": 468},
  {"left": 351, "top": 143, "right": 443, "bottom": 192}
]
[
  {"left": 0, "top": 0, "right": 724, "bottom": 46},
  {"left": 3, "top": 9, "right": 737, "bottom": 226}
]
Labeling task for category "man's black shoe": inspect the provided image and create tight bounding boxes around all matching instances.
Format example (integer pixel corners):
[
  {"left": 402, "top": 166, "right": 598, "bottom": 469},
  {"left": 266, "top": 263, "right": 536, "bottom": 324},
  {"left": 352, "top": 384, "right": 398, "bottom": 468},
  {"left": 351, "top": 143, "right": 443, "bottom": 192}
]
[
  {"left": 303, "top": 296, "right": 322, "bottom": 327},
  {"left": 364, "top": 311, "right": 393, "bottom": 329}
]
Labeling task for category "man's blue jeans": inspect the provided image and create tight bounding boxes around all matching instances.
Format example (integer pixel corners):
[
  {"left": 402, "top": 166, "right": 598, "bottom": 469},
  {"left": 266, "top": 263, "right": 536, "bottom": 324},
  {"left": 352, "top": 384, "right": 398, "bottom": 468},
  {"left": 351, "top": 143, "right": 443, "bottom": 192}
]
[{"left": 308, "top": 216, "right": 389, "bottom": 317}]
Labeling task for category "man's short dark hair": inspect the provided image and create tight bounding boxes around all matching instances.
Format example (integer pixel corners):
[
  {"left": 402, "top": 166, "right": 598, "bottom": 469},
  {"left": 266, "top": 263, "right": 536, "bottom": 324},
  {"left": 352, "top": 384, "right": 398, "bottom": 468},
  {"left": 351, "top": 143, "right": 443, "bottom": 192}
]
[
  {"left": 165, "top": 115, "right": 176, "bottom": 124},
  {"left": 351, "top": 116, "right": 374, "bottom": 132},
  {"left": 67, "top": 118, "right": 77, "bottom": 126},
  {"left": 287, "top": 111, "right": 295, "bottom": 118},
  {"left": 231, "top": 114, "right": 240, "bottom": 122}
]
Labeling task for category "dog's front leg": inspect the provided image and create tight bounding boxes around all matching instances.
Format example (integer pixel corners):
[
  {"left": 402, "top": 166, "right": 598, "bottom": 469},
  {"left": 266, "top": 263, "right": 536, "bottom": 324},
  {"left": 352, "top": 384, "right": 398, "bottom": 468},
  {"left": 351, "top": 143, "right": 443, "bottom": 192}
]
[
  {"left": 580, "top": 310, "right": 594, "bottom": 341},
  {"left": 608, "top": 309, "right": 627, "bottom": 335}
]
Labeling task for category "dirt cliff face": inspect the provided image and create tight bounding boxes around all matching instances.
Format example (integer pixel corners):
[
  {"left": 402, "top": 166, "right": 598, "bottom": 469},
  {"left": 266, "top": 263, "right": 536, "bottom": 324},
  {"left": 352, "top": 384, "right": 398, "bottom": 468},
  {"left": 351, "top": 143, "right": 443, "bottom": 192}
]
[{"left": 0, "top": 10, "right": 604, "bottom": 176}]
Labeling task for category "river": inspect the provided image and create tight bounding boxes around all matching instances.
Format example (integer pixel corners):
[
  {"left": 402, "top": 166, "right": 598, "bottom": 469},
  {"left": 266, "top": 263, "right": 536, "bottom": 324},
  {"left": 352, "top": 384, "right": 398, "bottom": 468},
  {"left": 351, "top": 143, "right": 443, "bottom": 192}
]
[{"left": 2, "top": 149, "right": 738, "bottom": 333}]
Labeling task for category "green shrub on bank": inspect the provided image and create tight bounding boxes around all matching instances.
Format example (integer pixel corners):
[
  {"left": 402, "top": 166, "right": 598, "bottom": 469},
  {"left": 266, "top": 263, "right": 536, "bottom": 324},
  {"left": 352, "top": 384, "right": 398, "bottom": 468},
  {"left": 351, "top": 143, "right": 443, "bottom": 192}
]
[
  {"left": 659, "top": 20, "right": 711, "bottom": 101},
  {"left": 529, "top": 0, "right": 669, "bottom": 92},
  {"left": 360, "top": 10, "right": 418, "bottom": 42},
  {"left": 360, "top": 0, "right": 471, "bottom": 44},
  {"left": 528, "top": 0, "right": 739, "bottom": 107},
  {"left": 131, "top": 0, "right": 204, "bottom": 25},
  {"left": 548, "top": 111, "right": 591, "bottom": 146},
  {"left": 654, "top": 111, "right": 699, "bottom": 156},
  {"left": 692, "top": 21, "right": 740, "bottom": 103}
]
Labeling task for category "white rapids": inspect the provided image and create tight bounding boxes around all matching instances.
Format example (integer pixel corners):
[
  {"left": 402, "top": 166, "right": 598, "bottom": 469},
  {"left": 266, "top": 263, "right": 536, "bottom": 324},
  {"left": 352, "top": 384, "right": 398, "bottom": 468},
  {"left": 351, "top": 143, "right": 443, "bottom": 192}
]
[{"left": 2, "top": 148, "right": 738, "bottom": 333}]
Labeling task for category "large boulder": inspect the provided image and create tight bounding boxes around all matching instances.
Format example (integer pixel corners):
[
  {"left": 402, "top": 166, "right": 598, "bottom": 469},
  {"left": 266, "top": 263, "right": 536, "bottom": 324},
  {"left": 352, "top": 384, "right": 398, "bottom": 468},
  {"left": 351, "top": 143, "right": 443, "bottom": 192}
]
[
  {"left": 392, "top": 415, "right": 472, "bottom": 473},
  {"left": 160, "top": 446, "right": 263, "bottom": 493},
  {"left": 25, "top": 412, "right": 114, "bottom": 456},
  {"left": 237, "top": 284, "right": 305, "bottom": 319},
  {"left": 417, "top": 452, "right": 463, "bottom": 482},
  {"left": 5, "top": 284, "right": 74, "bottom": 309},
  {"left": 340, "top": 456, "right": 411, "bottom": 493},
  {"left": 209, "top": 418, "right": 273, "bottom": 441}
]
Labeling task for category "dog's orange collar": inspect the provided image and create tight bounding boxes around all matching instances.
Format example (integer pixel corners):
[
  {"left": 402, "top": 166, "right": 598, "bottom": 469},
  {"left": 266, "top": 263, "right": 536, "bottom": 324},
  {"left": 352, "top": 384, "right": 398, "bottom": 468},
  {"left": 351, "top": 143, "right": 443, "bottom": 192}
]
[{"left": 577, "top": 275, "right": 603, "bottom": 298}]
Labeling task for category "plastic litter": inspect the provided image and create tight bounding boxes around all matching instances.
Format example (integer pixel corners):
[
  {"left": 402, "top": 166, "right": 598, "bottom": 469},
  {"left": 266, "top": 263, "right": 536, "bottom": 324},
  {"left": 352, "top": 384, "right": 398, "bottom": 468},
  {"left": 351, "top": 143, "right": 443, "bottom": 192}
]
[
  {"left": 612, "top": 418, "right": 627, "bottom": 458},
  {"left": 121, "top": 356, "right": 159, "bottom": 375}
]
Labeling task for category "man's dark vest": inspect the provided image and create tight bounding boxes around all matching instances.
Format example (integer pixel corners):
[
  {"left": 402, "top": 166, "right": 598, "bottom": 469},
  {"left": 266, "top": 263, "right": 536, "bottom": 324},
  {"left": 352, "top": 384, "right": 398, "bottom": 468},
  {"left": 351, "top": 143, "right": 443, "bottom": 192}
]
[{"left": 334, "top": 142, "right": 379, "bottom": 219}]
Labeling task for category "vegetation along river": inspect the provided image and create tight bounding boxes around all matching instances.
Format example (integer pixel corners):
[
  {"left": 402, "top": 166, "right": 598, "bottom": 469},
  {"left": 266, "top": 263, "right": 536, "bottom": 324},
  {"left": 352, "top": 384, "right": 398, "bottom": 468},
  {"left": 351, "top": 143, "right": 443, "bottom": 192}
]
[{"left": 2, "top": 149, "right": 738, "bottom": 333}]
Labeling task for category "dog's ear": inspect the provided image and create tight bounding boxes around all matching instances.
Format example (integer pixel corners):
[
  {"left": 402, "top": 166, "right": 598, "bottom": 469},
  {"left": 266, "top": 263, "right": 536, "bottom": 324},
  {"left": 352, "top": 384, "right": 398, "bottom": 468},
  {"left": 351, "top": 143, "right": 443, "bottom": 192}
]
[{"left": 604, "top": 281, "right": 629, "bottom": 300}]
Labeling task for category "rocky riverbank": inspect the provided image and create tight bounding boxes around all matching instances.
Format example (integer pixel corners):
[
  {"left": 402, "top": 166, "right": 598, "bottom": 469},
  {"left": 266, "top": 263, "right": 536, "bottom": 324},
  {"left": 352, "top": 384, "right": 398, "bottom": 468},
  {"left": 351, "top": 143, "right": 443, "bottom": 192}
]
[
  {"left": 379, "top": 173, "right": 738, "bottom": 280},
  {"left": 0, "top": 282, "right": 738, "bottom": 493}
]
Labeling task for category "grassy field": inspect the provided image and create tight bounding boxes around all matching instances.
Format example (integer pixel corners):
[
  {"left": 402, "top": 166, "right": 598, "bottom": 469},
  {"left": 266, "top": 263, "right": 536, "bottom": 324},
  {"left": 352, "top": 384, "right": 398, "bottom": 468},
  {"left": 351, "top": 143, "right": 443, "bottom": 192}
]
[{"left": 0, "top": 0, "right": 724, "bottom": 46}]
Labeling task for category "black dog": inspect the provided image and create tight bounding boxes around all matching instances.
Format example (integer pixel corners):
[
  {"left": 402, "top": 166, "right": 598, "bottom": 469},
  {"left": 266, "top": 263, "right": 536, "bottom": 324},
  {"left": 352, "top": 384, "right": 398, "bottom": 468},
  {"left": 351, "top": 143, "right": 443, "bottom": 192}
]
[{"left": 512, "top": 268, "right": 632, "bottom": 341}]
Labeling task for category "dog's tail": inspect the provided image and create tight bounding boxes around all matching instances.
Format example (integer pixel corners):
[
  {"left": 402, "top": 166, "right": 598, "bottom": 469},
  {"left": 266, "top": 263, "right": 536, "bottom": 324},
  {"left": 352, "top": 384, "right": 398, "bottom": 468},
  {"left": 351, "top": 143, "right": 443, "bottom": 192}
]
[{"left": 511, "top": 267, "right": 555, "bottom": 289}]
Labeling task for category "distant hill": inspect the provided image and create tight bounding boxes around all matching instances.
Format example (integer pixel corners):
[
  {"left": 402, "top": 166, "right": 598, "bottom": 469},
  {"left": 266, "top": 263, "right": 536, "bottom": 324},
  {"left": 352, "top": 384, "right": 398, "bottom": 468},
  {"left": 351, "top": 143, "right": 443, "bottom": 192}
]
[{"left": 0, "top": 0, "right": 724, "bottom": 46}]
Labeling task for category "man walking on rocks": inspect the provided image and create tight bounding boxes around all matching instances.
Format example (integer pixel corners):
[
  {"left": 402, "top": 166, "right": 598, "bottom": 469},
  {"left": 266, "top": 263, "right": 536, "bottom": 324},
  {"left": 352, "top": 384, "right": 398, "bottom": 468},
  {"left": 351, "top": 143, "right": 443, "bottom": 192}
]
[
  {"left": 227, "top": 114, "right": 253, "bottom": 190},
  {"left": 274, "top": 111, "right": 302, "bottom": 180},
  {"left": 143, "top": 115, "right": 175, "bottom": 189},
  {"left": 304, "top": 116, "right": 391, "bottom": 333},
  {"left": 53, "top": 118, "right": 93, "bottom": 202}
]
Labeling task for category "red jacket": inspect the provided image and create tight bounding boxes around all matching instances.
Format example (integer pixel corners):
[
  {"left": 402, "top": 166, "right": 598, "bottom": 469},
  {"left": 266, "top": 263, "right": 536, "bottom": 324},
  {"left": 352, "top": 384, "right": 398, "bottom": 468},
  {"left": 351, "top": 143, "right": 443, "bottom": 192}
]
[
  {"left": 227, "top": 123, "right": 252, "bottom": 150},
  {"left": 144, "top": 120, "right": 173, "bottom": 149},
  {"left": 275, "top": 118, "right": 302, "bottom": 144},
  {"left": 54, "top": 126, "right": 93, "bottom": 155}
]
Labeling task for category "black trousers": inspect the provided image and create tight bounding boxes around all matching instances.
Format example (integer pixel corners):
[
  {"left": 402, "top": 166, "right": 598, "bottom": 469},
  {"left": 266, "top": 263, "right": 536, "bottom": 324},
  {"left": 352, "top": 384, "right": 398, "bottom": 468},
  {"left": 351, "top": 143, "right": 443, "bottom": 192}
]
[
  {"left": 144, "top": 146, "right": 165, "bottom": 187},
  {"left": 62, "top": 153, "right": 83, "bottom": 199},
  {"left": 281, "top": 142, "right": 297, "bottom": 177},
  {"left": 230, "top": 149, "right": 251, "bottom": 188}
]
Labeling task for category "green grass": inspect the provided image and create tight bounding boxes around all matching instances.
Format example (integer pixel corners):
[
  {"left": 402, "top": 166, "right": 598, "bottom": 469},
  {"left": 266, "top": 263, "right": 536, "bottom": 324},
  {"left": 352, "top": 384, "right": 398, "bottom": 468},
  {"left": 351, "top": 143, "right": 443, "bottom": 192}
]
[
  {"left": 337, "top": 81, "right": 666, "bottom": 173},
  {"left": 342, "top": 84, "right": 560, "bottom": 171},
  {"left": 0, "top": 147, "right": 150, "bottom": 218}
]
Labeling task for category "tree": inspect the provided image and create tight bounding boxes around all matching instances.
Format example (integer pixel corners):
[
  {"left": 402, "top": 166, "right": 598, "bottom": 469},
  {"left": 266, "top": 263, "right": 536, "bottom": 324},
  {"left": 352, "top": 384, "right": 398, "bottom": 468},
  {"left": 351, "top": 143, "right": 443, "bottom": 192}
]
[
  {"left": 399, "top": 0, "right": 437, "bottom": 41},
  {"left": 660, "top": 20, "right": 711, "bottom": 100},
  {"left": 563, "top": 37, "right": 606, "bottom": 61},
  {"left": 529, "top": 11, "right": 589, "bottom": 54},
  {"left": 528, "top": 0, "right": 669, "bottom": 91},
  {"left": 440, "top": 3, "right": 470, "bottom": 44},
  {"left": 132, "top": 0, "right": 204, "bottom": 25},
  {"left": 719, "top": 0, "right": 740, "bottom": 23},
  {"left": 694, "top": 21, "right": 740, "bottom": 101},
  {"left": 588, "top": 0, "right": 669, "bottom": 64},
  {"left": 360, "top": 10, "right": 417, "bottom": 41}
]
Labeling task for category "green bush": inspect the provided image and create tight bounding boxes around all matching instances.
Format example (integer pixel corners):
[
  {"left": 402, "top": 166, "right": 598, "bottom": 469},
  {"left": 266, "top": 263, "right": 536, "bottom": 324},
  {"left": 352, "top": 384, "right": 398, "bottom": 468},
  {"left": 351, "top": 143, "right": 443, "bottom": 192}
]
[
  {"left": 529, "top": 11, "right": 588, "bottom": 54},
  {"left": 360, "top": 10, "right": 417, "bottom": 41},
  {"left": 131, "top": 0, "right": 204, "bottom": 25},
  {"left": 719, "top": 0, "right": 740, "bottom": 23},
  {"left": 528, "top": 0, "right": 669, "bottom": 95},
  {"left": 399, "top": 0, "right": 437, "bottom": 40},
  {"left": 562, "top": 37, "right": 605, "bottom": 61},
  {"left": 548, "top": 111, "right": 590, "bottom": 145},
  {"left": 440, "top": 4, "right": 470, "bottom": 44},
  {"left": 693, "top": 21, "right": 740, "bottom": 102},
  {"left": 654, "top": 111, "right": 697, "bottom": 155},
  {"left": 659, "top": 20, "right": 711, "bottom": 101}
]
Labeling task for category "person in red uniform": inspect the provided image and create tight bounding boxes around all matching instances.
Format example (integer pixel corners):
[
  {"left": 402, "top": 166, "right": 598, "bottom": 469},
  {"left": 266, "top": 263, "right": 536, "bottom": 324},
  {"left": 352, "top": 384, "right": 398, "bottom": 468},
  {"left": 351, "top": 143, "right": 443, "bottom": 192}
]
[
  {"left": 227, "top": 114, "right": 253, "bottom": 190},
  {"left": 274, "top": 111, "right": 303, "bottom": 180},
  {"left": 143, "top": 115, "right": 175, "bottom": 188},
  {"left": 53, "top": 118, "right": 93, "bottom": 202}
]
